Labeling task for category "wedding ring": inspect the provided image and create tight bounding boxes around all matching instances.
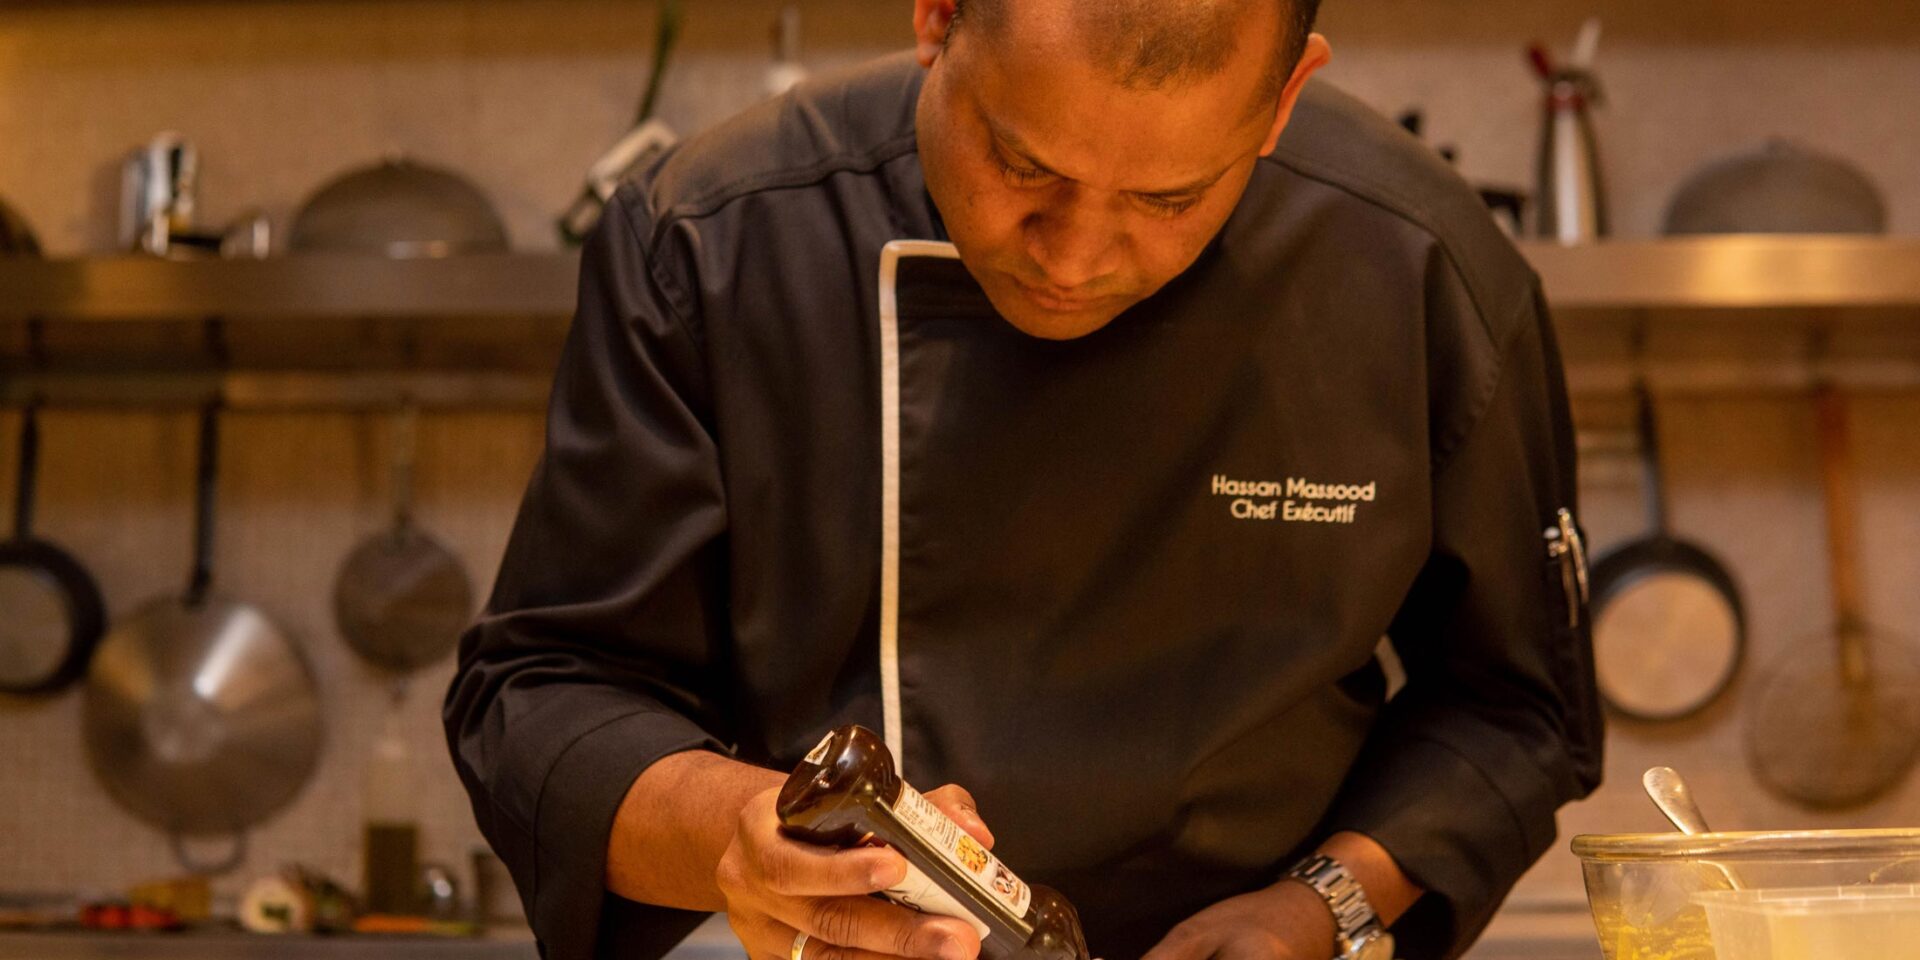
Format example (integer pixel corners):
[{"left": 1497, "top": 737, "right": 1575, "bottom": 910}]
[{"left": 790, "top": 932, "right": 810, "bottom": 960}]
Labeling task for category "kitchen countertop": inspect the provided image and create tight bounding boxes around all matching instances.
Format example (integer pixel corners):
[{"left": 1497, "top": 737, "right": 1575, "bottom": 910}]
[
  {"left": 1463, "top": 905, "right": 1604, "bottom": 960},
  {"left": 1, "top": 909, "right": 1600, "bottom": 959},
  {"left": 0, "top": 918, "right": 745, "bottom": 960}
]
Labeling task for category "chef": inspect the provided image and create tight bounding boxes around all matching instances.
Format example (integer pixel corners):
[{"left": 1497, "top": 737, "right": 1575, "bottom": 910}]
[{"left": 444, "top": 1, "right": 1603, "bottom": 960}]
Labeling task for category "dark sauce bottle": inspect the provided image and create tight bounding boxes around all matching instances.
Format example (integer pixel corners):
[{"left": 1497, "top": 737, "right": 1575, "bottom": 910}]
[{"left": 777, "top": 725, "right": 1090, "bottom": 960}]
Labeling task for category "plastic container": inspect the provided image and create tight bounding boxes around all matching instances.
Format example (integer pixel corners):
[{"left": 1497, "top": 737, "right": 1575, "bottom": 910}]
[
  {"left": 1694, "top": 885, "right": 1920, "bottom": 959},
  {"left": 1572, "top": 829, "right": 1920, "bottom": 960}
]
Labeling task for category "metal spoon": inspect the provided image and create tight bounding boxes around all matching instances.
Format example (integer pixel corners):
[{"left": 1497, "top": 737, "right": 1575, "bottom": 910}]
[
  {"left": 1642, "top": 766, "right": 1741, "bottom": 890},
  {"left": 1643, "top": 766, "right": 1713, "bottom": 835}
]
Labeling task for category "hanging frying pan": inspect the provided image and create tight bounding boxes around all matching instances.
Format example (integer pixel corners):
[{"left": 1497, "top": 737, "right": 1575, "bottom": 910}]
[
  {"left": 332, "top": 401, "right": 473, "bottom": 674},
  {"left": 0, "top": 403, "right": 107, "bottom": 696},
  {"left": 83, "top": 401, "right": 323, "bottom": 872},
  {"left": 1588, "top": 382, "right": 1745, "bottom": 721},
  {"left": 1745, "top": 385, "right": 1920, "bottom": 808}
]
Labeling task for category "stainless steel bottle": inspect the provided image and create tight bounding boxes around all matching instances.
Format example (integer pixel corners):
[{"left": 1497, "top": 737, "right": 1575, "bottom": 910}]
[
  {"left": 1530, "top": 21, "right": 1609, "bottom": 244},
  {"left": 1536, "top": 68, "right": 1608, "bottom": 244}
]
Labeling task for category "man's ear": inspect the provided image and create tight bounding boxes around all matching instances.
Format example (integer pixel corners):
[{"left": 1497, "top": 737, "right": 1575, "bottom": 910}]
[
  {"left": 1259, "top": 33, "right": 1333, "bottom": 157},
  {"left": 914, "top": 0, "right": 959, "bottom": 67}
]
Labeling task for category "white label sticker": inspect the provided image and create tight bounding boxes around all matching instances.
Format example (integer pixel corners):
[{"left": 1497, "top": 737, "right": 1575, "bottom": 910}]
[
  {"left": 890, "top": 782, "right": 1032, "bottom": 919},
  {"left": 803, "top": 733, "right": 834, "bottom": 766},
  {"left": 885, "top": 863, "right": 991, "bottom": 940}
]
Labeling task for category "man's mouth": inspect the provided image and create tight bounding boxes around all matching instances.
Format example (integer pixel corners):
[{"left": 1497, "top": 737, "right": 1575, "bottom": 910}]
[{"left": 1011, "top": 276, "right": 1100, "bottom": 312}]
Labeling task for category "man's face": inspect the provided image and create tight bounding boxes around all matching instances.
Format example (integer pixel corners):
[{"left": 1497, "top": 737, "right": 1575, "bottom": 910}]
[{"left": 914, "top": 3, "right": 1315, "bottom": 340}]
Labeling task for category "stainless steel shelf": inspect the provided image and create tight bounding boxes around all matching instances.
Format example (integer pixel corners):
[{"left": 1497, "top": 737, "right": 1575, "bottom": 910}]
[
  {"left": 1519, "top": 236, "right": 1920, "bottom": 311},
  {"left": 4, "top": 239, "right": 1920, "bottom": 323},
  {"left": 0, "top": 253, "right": 581, "bottom": 321},
  {"left": 0, "top": 369, "right": 556, "bottom": 411}
]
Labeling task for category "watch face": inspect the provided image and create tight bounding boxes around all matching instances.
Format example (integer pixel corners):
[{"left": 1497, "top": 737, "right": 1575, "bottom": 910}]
[{"left": 1352, "top": 931, "right": 1396, "bottom": 960}]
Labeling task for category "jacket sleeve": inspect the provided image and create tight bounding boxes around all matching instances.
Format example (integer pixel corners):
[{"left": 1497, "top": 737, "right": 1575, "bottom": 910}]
[
  {"left": 443, "top": 183, "right": 732, "bottom": 960},
  {"left": 1320, "top": 280, "right": 1604, "bottom": 960}
]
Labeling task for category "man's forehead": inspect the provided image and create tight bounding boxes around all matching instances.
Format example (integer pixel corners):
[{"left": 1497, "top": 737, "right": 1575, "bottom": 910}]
[
  {"left": 954, "top": 0, "right": 1283, "bottom": 122},
  {"left": 960, "top": 0, "right": 1279, "bottom": 90}
]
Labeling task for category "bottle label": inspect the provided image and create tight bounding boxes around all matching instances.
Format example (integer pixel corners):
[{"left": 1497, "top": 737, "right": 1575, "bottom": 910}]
[
  {"left": 891, "top": 781, "right": 1033, "bottom": 920},
  {"left": 885, "top": 863, "right": 991, "bottom": 940}
]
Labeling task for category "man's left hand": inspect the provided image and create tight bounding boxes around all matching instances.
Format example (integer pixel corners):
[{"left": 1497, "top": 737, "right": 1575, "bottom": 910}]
[{"left": 1138, "top": 880, "right": 1337, "bottom": 960}]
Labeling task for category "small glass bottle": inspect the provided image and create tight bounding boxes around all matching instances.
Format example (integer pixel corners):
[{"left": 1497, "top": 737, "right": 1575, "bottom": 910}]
[
  {"left": 362, "top": 682, "right": 420, "bottom": 915},
  {"left": 777, "top": 725, "right": 1089, "bottom": 960}
]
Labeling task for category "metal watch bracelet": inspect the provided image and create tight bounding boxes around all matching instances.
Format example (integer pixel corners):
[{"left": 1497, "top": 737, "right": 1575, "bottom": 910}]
[{"left": 1285, "top": 854, "right": 1398, "bottom": 960}]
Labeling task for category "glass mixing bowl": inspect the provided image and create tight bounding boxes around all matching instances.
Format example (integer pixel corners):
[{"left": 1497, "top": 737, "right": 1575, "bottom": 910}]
[{"left": 1572, "top": 829, "right": 1920, "bottom": 960}]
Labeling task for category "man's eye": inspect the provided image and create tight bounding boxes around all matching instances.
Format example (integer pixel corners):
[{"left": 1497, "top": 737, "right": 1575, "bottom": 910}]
[
  {"left": 991, "top": 152, "right": 1052, "bottom": 186},
  {"left": 1139, "top": 194, "right": 1200, "bottom": 217}
]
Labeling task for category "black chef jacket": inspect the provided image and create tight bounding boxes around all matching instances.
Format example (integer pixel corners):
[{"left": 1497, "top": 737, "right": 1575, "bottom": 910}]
[{"left": 446, "top": 51, "right": 1602, "bottom": 960}]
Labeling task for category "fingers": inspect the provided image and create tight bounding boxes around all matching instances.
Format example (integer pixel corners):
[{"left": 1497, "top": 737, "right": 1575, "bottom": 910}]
[
  {"left": 790, "top": 896, "right": 980, "bottom": 960},
  {"left": 730, "top": 906, "right": 979, "bottom": 960},
  {"left": 753, "top": 832, "right": 911, "bottom": 898},
  {"left": 731, "top": 792, "right": 906, "bottom": 898},
  {"left": 719, "top": 789, "right": 981, "bottom": 960},
  {"left": 803, "top": 927, "right": 976, "bottom": 960},
  {"left": 800, "top": 936, "right": 914, "bottom": 960},
  {"left": 922, "top": 784, "right": 995, "bottom": 850}
]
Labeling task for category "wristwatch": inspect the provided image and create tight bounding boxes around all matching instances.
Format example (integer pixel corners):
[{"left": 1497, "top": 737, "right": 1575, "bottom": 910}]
[{"left": 1285, "top": 855, "right": 1397, "bottom": 960}]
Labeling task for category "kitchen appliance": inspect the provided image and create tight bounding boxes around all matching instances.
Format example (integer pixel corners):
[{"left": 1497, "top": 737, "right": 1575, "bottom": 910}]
[
  {"left": 1529, "top": 18, "right": 1609, "bottom": 243},
  {"left": 117, "top": 132, "right": 271, "bottom": 258},
  {"left": 82, "top": 401, "right": 323, "bottom": 873},
  {"left": 1587, "top": 383, "right": 1745, "bottom": 721},
  {"left": 1744, "top": 386, "right": 1920, "bottom": 809},
  {"left": 1574, "top": 829, "right": 1920, "bottom": 960},
  {"left": 0, "top": 404, "right": 107, "bottom": 697},
  {"left": 1664, "top": 139, "right": 1887, "bottom": 236},
  {"left": 332, "top": 402, "right": 472, "bottom": 674},
  {"left": 557, "top": 0, "right": 684, "bottom": 245},
  {"left": 290, "top": 158, "right": 509, "bottom": 257}
]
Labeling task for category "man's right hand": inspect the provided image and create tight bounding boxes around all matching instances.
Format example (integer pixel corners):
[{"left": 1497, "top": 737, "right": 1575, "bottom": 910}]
[{"left": 716, "top": 785, "right": 987, "bottom": 960}]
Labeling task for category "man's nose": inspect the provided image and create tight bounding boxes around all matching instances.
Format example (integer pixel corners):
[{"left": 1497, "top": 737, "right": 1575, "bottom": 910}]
[{"left": 1023, "top": 194, "right": 1120, "bottom": 290}]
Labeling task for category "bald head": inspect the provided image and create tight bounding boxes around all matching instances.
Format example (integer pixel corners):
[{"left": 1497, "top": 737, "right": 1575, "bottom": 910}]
[{"left": 952, "top": 0, "right": 1322, "bottom": 103}]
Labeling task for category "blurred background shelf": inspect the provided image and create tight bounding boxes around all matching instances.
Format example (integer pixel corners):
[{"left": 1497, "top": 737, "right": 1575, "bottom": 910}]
[
  {"left": 1520, "top": 236, "right": 1920, "bottom": 312},
  {"left": 0, "top": 254, "right": 581, "bottom": 322},
  {"left": 4, "top": 238, "right": 1920, "bottom": 324},
  {"left": 7, "top": 239, "right": 1920, "bottom": 408}
]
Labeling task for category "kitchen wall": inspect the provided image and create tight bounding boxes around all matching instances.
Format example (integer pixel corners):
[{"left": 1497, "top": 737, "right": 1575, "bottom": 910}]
[{"left": 4, "top": 0, "right": 1920, "bottom": 922}]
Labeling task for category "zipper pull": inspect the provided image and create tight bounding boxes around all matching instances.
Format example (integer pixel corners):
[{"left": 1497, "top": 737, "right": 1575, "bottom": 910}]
[{"left": 1544, "top": 508, "right": 1589, "bottom": 629}]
